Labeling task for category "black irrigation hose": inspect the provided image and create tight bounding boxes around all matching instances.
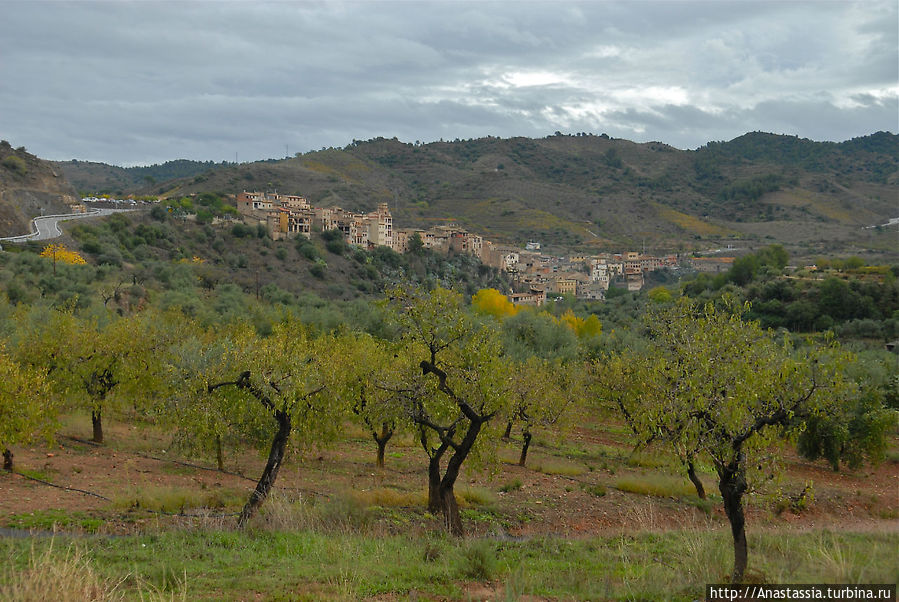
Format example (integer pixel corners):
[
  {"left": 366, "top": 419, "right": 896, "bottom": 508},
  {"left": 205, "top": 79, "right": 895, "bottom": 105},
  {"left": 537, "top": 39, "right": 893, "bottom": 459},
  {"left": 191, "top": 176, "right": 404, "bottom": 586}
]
[
  {"left": 60, "top": 434, "right": 102, "bottom": 447},
  {"left": 11, "top": 470, "right": 112, "bottom": 501},
  {"left": 9, "top": 470, "right": 239, "bottom": 520},
  {"left": 133, "top": 452, "right": 258, "bottom": 484},
  {"left": 59, "top": 434, "right": 257, "bottom": 483},
  {"left": 132, "top": 452, "right": 333, "bottom": 499},
  {"left": 52, "top": 434, "right": 331, "bottom": 501}
]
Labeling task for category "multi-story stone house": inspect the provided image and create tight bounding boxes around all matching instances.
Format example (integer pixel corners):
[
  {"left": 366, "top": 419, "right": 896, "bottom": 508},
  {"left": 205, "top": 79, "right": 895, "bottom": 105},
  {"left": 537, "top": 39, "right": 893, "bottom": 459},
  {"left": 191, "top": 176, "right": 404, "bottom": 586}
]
[
  {"left": 553, "top": 277, "right": 579, "bottom": 296},
  {"left": 510, "top": 288, "right": 547, "bottom": 307}
]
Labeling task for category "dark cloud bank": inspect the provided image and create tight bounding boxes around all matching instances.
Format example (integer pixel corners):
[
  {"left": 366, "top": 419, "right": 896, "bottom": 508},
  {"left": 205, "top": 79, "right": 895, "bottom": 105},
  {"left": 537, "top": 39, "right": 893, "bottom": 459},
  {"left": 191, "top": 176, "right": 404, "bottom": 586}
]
[{"left": 1, "top": 1, "right": 896, "bottom": 165}]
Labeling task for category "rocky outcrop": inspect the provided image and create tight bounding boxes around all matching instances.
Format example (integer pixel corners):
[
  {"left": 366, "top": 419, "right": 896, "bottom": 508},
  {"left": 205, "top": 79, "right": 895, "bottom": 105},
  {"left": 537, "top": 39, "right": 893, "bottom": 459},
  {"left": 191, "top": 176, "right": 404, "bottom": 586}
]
[{"left": 0, "top": 141, "right": 80, "bottom": 237}]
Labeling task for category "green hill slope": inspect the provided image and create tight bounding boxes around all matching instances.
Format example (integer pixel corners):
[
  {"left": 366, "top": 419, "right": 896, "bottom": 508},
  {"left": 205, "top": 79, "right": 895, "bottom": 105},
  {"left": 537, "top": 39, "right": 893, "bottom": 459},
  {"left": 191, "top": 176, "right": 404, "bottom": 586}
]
[{"left": 54, "top": 132, "right": 899, "bottom": 260}]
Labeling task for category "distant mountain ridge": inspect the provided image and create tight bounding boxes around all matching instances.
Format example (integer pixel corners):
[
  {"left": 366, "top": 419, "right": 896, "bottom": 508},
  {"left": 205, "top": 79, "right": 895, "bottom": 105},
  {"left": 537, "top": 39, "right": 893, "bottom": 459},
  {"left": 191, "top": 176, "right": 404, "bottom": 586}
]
[
  {"left": 54, "top": 159, "right": 231, "bottom": 194},
  {"left": 49, "top": 131, "right": 899, "bottom": 260}
]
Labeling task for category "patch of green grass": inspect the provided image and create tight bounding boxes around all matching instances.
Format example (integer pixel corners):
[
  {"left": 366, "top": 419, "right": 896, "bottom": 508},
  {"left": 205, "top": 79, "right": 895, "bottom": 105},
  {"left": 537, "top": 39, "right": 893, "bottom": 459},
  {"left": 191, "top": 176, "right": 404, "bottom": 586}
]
[
  {"left": 2, "top": 528, "right": 894, "bottom": 601},
  {"left": 5, "top": 510, "right": 104, "bottom": 533},
  {"left": 16, "top": 468, "right": 56, "bottom": 481},
  {"left": 580, "top": 483, "right": 607, "bottom": 497},
  {"left": 457, "top": 486, "right": 497, "bottom": 508},
  {"left": 531, "top": 458, "right": 587, "bottom": 477},
  {"left": 499, "top": 479, "right": 522, "bottom": 493},
  {"left": 614, "top": 474, "right": 699, "bottom": 498},
  {"left": 460, "top": 508, "right": 500, "bottom": 524}
]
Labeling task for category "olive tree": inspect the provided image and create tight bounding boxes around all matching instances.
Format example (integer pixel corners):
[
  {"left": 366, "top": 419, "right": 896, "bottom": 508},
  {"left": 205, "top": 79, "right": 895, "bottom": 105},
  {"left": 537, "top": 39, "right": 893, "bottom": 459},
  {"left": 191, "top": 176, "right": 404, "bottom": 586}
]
[
  {"left": 0, "top": 346, "right": 55, "bottom": 470},
  {"left": 506, "top": 357, "right": 582, "bottom": 467},
  {"left": 601, "top": 299, "right": 851, "bottom": 583},
  {"left": 343, "top": 333, "right": 406, "bottom": 468},
  {"left": 384, "top": 286, "right": 509, "bottom": 536},
  {"left": 15, "top": 309, "right": 166, "bottom": 443},
  {"left": 204, "top": 319, "right": 349, "bottom": 528}
]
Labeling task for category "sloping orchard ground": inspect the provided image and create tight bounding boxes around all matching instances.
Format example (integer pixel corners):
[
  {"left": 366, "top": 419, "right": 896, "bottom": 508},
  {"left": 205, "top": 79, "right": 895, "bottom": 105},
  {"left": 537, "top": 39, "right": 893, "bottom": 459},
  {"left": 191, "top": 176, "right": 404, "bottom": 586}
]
[{"left": 0, "top": 413, "right": 897, "bottom": 599}]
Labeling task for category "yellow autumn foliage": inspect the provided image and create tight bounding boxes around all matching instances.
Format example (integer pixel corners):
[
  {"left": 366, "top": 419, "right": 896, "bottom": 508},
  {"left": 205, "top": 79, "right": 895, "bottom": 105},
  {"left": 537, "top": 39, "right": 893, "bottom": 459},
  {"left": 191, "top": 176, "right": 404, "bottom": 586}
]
[
  {"left": 471, "top": 288, "right": 521, "bottom": 319},
  {"left": 555, "top": 310, "right": 602, "bottom": 339},
  {"left": 40, "top": 244, "right": 86, "bottom": 266}
]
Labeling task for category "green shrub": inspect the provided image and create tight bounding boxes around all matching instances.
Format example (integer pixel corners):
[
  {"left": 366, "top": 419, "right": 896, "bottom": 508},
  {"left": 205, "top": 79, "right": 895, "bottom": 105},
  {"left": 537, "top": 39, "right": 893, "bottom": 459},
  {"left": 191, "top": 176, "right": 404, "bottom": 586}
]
[
  {"left": 581, "top": 483, "right": 607, "bottom": 497},
  {"left": 297, "top": 239, "right": 319, "bottom": 261},
  {"left": 2, "top": 155, "right": 27, "bottom": 175},
  {"left": 499, "top": 479, "right": 522, "bottom": 493},
  {"left": 325, "top": 238, "right": 347, "bottom": 255},
  {"left": 457, "top": 540, "right": 496, "bottom": 580}
]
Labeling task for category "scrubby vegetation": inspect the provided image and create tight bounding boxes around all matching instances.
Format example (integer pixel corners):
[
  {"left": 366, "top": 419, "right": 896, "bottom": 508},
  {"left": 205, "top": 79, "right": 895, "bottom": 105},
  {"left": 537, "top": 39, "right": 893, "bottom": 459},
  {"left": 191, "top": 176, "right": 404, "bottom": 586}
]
[{"left": 0, "top": 212, "right": 896, "bottom": 599}]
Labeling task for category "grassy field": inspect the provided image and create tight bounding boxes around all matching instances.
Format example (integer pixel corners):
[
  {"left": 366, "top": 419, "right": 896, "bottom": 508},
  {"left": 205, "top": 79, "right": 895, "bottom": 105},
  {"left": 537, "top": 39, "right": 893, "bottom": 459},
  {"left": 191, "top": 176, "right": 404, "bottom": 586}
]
[
  {"left": 1, "top": 414, "right": 897, "bottom": 600},
  {"left": 2, "top": 527, "right": 896, "bottom": 600}
]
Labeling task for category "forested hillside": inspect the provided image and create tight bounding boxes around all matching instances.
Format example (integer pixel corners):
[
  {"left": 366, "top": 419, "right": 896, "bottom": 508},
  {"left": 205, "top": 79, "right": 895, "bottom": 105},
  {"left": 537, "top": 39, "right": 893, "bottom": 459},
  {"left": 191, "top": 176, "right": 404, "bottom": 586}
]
[
  {"left": 54, "top": 159, "right": 229, "bottom": 194},
  {"left": 55, "top": 132, "right": 899, "bottom": 261}
]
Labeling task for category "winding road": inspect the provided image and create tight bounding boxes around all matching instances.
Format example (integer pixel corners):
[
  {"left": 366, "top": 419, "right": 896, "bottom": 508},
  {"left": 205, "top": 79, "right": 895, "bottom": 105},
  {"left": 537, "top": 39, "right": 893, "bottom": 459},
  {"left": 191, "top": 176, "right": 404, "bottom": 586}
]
[{"left": 0, "top": 208, "right": 136, "bottom": 243}]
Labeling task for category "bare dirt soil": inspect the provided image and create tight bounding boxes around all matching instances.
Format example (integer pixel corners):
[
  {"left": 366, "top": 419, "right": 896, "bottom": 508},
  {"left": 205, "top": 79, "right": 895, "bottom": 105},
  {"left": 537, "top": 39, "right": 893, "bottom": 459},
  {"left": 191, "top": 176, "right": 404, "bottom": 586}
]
[{"left": 1, "top": 415, "right": 897, "bottom": 538}]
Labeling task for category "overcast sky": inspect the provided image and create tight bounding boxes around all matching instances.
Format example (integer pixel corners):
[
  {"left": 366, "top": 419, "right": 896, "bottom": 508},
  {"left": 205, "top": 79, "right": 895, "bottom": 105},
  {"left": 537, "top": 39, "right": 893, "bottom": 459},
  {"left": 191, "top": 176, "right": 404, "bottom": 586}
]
[{"left": 2, "top": 1, "right": 896, "bottom": 166}]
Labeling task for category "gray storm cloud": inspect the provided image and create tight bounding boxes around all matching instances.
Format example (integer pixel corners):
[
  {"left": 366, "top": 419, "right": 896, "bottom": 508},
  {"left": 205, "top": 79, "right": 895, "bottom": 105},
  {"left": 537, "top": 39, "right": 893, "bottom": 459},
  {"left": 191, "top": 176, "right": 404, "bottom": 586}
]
[{"left": 1, "top": 1, "right": 895, "bottom": 165}]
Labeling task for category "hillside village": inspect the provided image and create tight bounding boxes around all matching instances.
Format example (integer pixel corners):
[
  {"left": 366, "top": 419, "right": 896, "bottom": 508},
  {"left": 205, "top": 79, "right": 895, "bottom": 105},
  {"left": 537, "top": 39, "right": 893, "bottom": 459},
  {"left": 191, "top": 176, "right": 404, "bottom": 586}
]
[{"left": 234, "top": 190, "right": 723, "bottom": 303}]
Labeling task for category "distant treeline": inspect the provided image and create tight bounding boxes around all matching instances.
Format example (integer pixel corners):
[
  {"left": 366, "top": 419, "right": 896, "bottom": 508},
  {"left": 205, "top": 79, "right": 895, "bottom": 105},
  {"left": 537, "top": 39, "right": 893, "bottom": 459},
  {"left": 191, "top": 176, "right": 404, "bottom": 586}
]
[{"left": 682, "top": 245, "right": 899, "bottom": 339}]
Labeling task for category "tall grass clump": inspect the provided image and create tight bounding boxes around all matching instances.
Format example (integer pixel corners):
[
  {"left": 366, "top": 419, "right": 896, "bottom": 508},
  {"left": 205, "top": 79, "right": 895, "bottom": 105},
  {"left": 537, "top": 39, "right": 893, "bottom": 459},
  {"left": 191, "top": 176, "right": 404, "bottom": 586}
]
[
  {"left": 0, "top": 541, "right": 124, "bottom": 602},
  {"left": 615, "top": 474, "right": 700, "bottom": 498},
  {"left": 254, "top": 491, "right": 374, "bottom": 534},
  {"left": 530, "top": 458, "right": 587, "bottom": 476},
  {"left": 456, "top": 540, "right": 497, "bottom": 581},
  {"left": 0, "top": 540, "right": 189, "bottom": 602}
]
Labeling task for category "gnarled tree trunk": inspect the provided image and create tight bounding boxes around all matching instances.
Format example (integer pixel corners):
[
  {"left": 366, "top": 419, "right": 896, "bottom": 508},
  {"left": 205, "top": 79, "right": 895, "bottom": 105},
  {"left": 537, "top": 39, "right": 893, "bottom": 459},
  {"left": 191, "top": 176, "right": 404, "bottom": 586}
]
[
  {"left": 215, "top": 434, "right": 224, "bottom": 471},
  {"left": 238, "top": 409, "right": 291, "bottom": 529},
  {"left": 2, "top": 448, "right": 12, "bottom": 471},
  {"left": 419, "top": 425, "right": 448, "bottom": 514},
  {"left": 438, "top": 416, "right": 486, "bottom": 537},
  {"left": 687, "top": 460, "right": 706, "bottom": 499},
  {"left": 91, "top": 410, "right": 103, "bottom": 444},
  {"left": 518, "top": 428, "right": 532, "bottom": 467},
  {"left": 373, "top": 422, "right": 393, "bottom": 469},
  {"left": 502, "top": 420, "right": 513, "bottom": 440},
  {"left": 718, "top": 459, "right": 749, "bottom": 584},
  {"left": 439, "top": 482, "right": 463, "bottom": 536}
]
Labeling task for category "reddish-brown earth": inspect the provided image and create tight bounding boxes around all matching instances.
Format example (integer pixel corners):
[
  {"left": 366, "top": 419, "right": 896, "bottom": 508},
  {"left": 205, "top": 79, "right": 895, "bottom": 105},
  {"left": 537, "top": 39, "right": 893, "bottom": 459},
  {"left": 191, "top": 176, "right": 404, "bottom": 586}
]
[{"left": 1, "top": 415, "right": 896, "bottom": 537}]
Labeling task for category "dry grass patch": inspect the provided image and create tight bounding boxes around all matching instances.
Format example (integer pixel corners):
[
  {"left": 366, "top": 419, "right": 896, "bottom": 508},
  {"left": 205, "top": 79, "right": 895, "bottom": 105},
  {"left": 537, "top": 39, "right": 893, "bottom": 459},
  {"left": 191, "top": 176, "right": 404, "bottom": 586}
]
[
  {"left": 349, "top": 487, "right": 427, "bottom": 508},
  {"left": 112, "top": 485, "right": 245, "bottom": 513},
  {"left": 0, "top": 541, "right": 185, "bottom": 602},
  {"left": 0, "top": 542, "right": 123, "bottom": 602},
  {"left": 457, "top": 486, "right": 497, "bottom": 508},
  {"left": 615, "top": 474, "right": 700, "bottom": 498},
  {"left": 531, "top": 458, "right": 588, "bottom": 477},
  {"left": 654, "top": 204, "right": 738, "bottom": 237}
]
